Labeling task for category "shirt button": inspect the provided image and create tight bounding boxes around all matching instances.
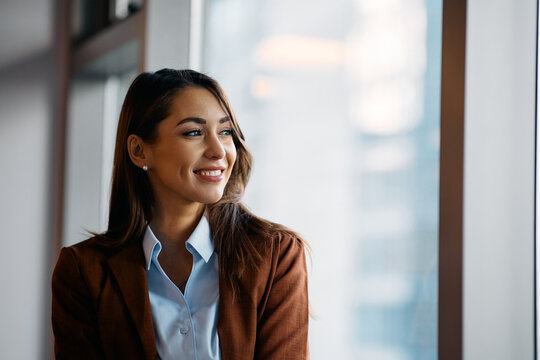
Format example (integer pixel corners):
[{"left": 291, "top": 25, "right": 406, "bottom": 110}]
[{"left": 180, "top": 327, "right": 189, "bottom": 335}]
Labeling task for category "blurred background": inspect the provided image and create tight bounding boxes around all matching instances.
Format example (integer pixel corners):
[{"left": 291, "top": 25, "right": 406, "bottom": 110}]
[{"left": 0, "top": 0, "right": 442, "bottom": 359}]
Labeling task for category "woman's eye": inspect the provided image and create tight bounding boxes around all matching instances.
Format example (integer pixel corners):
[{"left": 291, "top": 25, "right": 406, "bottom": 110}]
[
  {"left": 220, "top": 129, "right": 233, "bottom": 136},
  {"left": 183, "top": 129, "right": 202, "bottom": 136}
]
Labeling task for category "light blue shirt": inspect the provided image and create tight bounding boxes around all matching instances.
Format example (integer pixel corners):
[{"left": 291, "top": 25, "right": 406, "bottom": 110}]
[{"left": 142, "top": 216, "right": 221, "bottom": 360}]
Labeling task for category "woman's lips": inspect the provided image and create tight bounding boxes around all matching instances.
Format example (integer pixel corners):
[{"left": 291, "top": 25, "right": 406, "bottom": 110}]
[{"left": 193, "top": 169, "right": 225, "bottom": 182}]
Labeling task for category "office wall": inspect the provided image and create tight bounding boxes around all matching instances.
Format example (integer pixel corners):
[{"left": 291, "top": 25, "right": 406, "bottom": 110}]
[
  {"left": 463, "top": 0, "right": 536, "bottom": 358},
  {"left": 0, "top": 52, "right": 53, "bottom": 359},
  {"left": 145, "top": 0, "right": 190, "bottom": 71},
  {"left": 0, "top": 2, "right": 54, "bottom": 359}
]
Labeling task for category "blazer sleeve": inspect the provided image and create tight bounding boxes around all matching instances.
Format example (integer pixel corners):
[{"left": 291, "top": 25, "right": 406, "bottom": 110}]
[
  {"left": 255, "top": 234, "right": 310, "bottom": 360},
  {"left": 51, "top": 247, "right": 105, "bottom": 359}
]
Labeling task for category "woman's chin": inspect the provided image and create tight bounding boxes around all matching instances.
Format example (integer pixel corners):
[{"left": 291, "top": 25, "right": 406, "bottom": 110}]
[{"left": 197, "top": 192, "right": 225, "bottom": 205}]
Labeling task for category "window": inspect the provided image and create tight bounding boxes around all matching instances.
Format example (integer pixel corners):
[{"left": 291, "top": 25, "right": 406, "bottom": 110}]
[{"left": 203, "top": 1, "right": 442, "bottom": 358}]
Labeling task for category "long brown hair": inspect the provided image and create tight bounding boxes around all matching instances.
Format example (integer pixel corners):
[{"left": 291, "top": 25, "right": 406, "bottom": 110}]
[{"left": 100, "top": 69, "right": 303, "bottom": 291}]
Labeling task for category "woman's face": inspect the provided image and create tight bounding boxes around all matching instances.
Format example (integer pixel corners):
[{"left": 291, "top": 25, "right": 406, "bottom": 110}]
[{"left": 143, "top": 86, "right": 237, "bottom": 206}]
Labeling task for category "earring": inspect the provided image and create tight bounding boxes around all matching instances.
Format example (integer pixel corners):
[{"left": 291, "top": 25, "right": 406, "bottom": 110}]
[{"left": 143, "top": 165, "right": 148, "bottom": 171}]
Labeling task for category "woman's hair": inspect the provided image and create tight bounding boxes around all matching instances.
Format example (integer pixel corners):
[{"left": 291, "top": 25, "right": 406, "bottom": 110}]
[{"left": 100, "top": 68, "right": 302, "bottom": 292}]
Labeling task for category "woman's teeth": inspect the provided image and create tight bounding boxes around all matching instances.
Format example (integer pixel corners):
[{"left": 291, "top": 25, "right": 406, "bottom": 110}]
[{"left": 197, "top": 170, "right": 222, "bottom": 176}]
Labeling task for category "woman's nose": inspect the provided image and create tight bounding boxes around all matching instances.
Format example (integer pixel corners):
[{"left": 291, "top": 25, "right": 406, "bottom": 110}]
[{"left": 204, "top": 133, "right": 226, "bottom": 159}]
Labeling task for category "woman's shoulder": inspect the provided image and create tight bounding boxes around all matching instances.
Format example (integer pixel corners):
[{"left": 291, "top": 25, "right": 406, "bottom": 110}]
[
  {"left": 255, "top": 225, "right": 308, "bottom": 269},
  {"left": 269, "top": 229, "right": 305, "bottom": 252},
  {"left": 56, "top": 234, "right": 137, "bottom": 272},
  {"left": 52, "top": 237, "right": 109, "bottom": 295},
  {"left": 257, "top": 217, "right": 305, "bottom": 243},
  {"left": 63, "top": 235, "right": 121, "bottom": 259},
  {"left": 231, "top": 225, "right": 308, "bottom": 302},
  {"left": 53, "top": 235, "right": 144, "bottom": 292}
]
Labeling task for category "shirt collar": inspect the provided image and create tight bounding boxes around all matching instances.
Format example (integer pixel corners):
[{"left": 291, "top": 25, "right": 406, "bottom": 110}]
[{"left": 142, "top": 215, "right": 214, "bottom": 271}]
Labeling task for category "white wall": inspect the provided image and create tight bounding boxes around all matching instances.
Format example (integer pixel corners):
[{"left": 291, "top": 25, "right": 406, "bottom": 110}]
[
  {"left": 63, "top": 78, "right": 106, "bottom": 247},
  {"left": 0, "top": 53, "right": 53, "bottom": 359},
  {"left": 463, "top": 0, "right": 537, "bottom": 358},
  {"left": 145, "top": 0, "right": 191, "bottom": 71},
  {"left": 0, "top": 2, "right": 54, "bottom": 358}
]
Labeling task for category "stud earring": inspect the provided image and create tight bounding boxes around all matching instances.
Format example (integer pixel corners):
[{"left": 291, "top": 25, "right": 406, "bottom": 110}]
[{"left": 143, "top": 165, "right": 148, "bottom": 171}]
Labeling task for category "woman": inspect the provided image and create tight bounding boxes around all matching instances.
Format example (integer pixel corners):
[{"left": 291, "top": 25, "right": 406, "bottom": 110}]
[{"left": 51, "top": 69, "right": 309, "bottom": 360}]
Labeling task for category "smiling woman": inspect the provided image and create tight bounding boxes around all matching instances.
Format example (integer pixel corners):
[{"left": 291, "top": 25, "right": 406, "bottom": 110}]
[
  {"left": 128, "top": 87, "right": 237, "bottom": 208},
  {"left": 51, "top": 69, "right": 309, "bottom": 360}
]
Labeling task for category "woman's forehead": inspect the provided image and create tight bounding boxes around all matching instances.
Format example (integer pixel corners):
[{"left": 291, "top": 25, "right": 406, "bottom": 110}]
[{"left": 168, "top": 87, "right": 228, "bottom": 119}]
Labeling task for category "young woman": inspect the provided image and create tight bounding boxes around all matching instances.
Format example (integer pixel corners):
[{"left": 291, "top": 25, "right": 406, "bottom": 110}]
[{"left": 51, "top": 69, "right": 309, "bottom": 360}]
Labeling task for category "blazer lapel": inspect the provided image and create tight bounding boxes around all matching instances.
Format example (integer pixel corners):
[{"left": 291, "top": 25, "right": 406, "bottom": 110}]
[{"left": 107, "top": 242, "right": 157, "bottom": 359}]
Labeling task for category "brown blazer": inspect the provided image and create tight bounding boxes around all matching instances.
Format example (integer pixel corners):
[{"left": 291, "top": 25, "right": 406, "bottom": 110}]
[{"left": 51, "top": 232, "right": 309, "bottom": 360}]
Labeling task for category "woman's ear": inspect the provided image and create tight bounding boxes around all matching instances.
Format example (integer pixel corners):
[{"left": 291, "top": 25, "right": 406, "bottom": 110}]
[{"left": 127, "top": 134, "right": 149, "bottom": 170}]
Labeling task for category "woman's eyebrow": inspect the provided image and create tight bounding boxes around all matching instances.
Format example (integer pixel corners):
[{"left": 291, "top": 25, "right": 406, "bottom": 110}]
[
  {"left": 177, "top": 117, "right": 205, "bottom": 125},
  {"left": 177, "top": 116, "right": 230, "bottom": 126}
]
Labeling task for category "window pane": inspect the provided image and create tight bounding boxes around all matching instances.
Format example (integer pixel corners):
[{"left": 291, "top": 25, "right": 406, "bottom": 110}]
[{"left": 203, "top": 1, "right": 442, "bottom": 358}]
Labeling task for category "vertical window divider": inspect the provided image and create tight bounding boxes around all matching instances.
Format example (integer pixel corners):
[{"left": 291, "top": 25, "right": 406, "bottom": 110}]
[
  {"left": 438, "top": 0, "right": 467, "bottom": 359},
  {"left": 534, "top": 0, "right": 539, "bottom": 357}
]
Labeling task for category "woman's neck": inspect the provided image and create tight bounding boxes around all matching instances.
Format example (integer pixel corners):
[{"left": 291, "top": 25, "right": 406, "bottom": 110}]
[{"left": 149, "top": 201, "right": 206, "bottom": 250}]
